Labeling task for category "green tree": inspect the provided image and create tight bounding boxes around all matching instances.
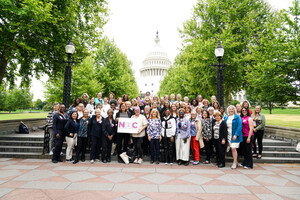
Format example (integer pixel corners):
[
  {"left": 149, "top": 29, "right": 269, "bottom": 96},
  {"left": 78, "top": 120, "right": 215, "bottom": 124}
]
[
  {"left": 34, "top": 99, "right": 47, "bottom": 110},
  {"left": 0, "top": 0, "right": 108, "bottom": 87},
  {"left": 94, "top": 37, "right": 139, "bottom": 98},
  {"left": 5, "top": 87, "right": 33, "bottom": 112},
  {"left": 44, "top": 56, "right": 103, "bottom": 105},
  {"left": 159, "top": 0, "right": 276, "bottom": 105}
]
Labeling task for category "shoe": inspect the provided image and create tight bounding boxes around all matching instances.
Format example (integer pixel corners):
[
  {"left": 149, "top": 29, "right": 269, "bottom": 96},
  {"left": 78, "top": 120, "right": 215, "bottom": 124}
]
[
  {"left": 102, "top": 160, "right": 107, "bottom": 163},
  {"left": 81, "top": 158, "right": 85, "bottom": 162},
  {"left": 150, "top": 160, "right": 154, "bottom": 164},
  {"left": 257, "top": 155, "right": 262, "bottom": 159},
  {"left": 238, "top": 163, "right": 244, "bottom": 167},
  {"left": 137, "top": 158, "right": 143, "bottom": 164},
  {"left": 156, "top": 161, "right": 159, "bottom": 165},
  {"left": 190, "top": 160, "right": 195, "bottom": 163},
  {"left": 60, "top": 152, "right": 64, "bottom": 155},
  {"left": 52, "top": 160, "right": 58, "bottom": 163},
  {"left": 90, "top": 160, "right": 94, "bottom": 164},
  {"left": 95, "top": 159, "right": 101, "bottom": 162},
  {"left": 73, "top": 160, "right": 79, "bottom": 164},
  {"left": 66, "top": 159, "right": 72, "bottom": 163},
  {"left": 133, "top": 158, "right": 139, "bottom": 164},
  {"left": 231, "top": 163, "right": 237, "bottom": 169},
  {"left": 178, "top": 160, "right": 182, "bottom": 165},
  {"left": 106, "top": 159, "right": 111, "bottom": 163},
  {"left": 244, "top": 166, "right": 249, "bottom": 169},
  {"left": 57, "top": 159, "right": 63, "bottom": 162},
  {"left": 203, "top": 160, "right": 210, "bottom": 164},
  {"left": 165, "top": 163, "right": 168, "bottom": 165},
  {"left": 184, "top": 161, "right": 189, "bottom": 166},
  {"left": 118, "top": 157, "right": 124, "bottom": 163},
  {"left": 170, "top": 163, "right": 173, "bottom": 165},
  {"left": 218, "top": 163, "right": 225, "bottom": 168},
  {"left": 193, "top": 161, "right": 200, "bottom": 165},
  {"left": 49, "top": 151, "right": 53, "bottom": 155}
]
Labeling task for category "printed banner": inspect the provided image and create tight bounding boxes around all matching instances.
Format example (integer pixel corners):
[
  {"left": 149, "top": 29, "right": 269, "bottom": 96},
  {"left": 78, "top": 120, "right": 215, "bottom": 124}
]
[{"left": 117, "top": 118, "right": 139, "bottom": 134}]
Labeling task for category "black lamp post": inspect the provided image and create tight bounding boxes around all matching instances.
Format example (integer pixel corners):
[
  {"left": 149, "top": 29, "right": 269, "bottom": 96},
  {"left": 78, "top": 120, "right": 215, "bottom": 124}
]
[
  {"left": 214, "top": 42, "right": 226, "bottom": 107},
  {"left": 62, "top": 41, "right": 76, "bottom": 109}
]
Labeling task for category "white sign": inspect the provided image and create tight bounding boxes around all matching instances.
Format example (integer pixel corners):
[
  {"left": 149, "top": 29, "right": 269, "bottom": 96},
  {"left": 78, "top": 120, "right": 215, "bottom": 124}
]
[{"left": 117, "top": 118, "right": 139, "bottom": 134}]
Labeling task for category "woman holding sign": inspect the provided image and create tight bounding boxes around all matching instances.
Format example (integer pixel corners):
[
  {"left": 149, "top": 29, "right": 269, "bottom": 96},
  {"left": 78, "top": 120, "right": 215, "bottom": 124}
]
[
  {"left": 147, "top": 109, "right": 162, "bottom": 164},
  {"left": 131, "top": 107, "right": 148, "bottom": 164},
  {"left": 175, "top": 108, "right": 191, "bottom": 166}
]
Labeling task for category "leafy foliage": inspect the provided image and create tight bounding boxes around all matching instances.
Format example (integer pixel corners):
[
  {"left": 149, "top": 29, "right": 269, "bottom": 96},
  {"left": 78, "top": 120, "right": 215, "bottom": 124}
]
[{"left": 0, "top": 87, "right": 33, "bottom": 112}]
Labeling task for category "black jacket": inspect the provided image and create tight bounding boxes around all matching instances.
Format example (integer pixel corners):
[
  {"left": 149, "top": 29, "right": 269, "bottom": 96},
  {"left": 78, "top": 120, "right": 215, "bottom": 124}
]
[
  {"left": 88, "top": 115, "right": 103, "bottom": 137},
  {"left": 52, "top": 113, "right": 68, "bottom": 136},
  {"left": 102, "top": 117, "right": 117, "bottom": 137},
  {"left": 64, "top": 119, "right": 79, "bottom": 138},
  {"left": 116, "top": 111, "right": 132, "bottom": 118},
  {"left": 212, "top": 119, "right": 228, "bottom": 141}
]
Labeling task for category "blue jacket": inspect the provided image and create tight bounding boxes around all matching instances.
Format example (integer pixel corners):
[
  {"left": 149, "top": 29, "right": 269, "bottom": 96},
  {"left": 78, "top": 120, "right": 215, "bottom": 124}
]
[
  {"left": 176, "top": 117, "right": 191, "bottom": 139},
  {"left": 224, "top": 114, "right": 243, "bottom": 143}
]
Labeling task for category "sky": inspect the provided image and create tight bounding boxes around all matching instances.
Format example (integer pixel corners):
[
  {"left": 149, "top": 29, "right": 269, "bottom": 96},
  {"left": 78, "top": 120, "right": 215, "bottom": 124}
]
[{"left": 30, "top": 0, "right": 294, "bottom": 101}]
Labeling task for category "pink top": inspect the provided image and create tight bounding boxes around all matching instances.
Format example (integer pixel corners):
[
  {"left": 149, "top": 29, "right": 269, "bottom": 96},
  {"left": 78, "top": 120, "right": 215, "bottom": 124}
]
[{"left": 242, "top": 116, "right": 251, "bottom": 137}]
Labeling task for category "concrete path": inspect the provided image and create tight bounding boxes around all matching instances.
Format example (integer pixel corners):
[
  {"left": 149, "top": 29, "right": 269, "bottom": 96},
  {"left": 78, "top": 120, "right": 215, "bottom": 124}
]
[{"left": 0, "top": 158, "right": 300, "bottom": 200}]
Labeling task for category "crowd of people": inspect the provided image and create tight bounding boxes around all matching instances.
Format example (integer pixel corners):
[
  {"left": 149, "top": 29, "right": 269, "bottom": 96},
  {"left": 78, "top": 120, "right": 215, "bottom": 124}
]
[{"left": 46, "top": 92, "right": 266, "bottom": 169}]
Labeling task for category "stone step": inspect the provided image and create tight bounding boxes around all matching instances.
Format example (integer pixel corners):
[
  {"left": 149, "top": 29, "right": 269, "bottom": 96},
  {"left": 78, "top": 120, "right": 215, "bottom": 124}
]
[
  {"left": 0, "top": 146, "right": 43, "bottom": 153},
  {"left": 261, "top": 151, "right": 300, "bottom": 158},
  {"left": 262, "top": 146, "right": 296, "bottom": 151},
  {"left": 261, "top": 139, "right": 293, "bottom": 146},
  {"left": 0, "top": 134, "right": 44, "bottom": 142},
  {"left": 0, "top": 152, "right": 49, "bottom": 159},
  {"left": 0, "top": 140, "right": 44, "bottom": 147}
]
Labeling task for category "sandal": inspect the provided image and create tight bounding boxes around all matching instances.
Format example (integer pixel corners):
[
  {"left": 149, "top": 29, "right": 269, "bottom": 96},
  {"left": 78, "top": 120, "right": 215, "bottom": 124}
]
[{"left": 203, "top": 160, "right": 211, "bottom": 164}]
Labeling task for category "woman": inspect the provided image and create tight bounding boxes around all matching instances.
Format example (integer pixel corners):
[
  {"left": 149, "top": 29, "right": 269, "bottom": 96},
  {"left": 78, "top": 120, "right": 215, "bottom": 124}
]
[
  {"left": 202, "top": 110, "right": 213, "bottom": 164},
  {"left": 202, "top": 99, "right": 210, "bottom": 111},
  {"left": 224, "top": 105, "right": 243, "bottom": 169},
  {"left": 197, "top": 95, "right": 203, "bottom": 107},
  {"left": 147, "top": 109, "right": 162, "bottom": 164},
  {"left": 151, "top": 101, "right": 159, "bottom": 111},
  {"left": 86, "top": 97, "right": 96, "bottom": 117},
  {"left": 185, "top": 105, "right": 192, "bottom": 120},
  {"left": 190, "top": 99, "right": 198, "bottom": 111},
  {"left": 101, "top": 97, "right": 110, "bottom": 118},
  {"left": 212, "top": 101, "right": 220, "bottom": 113},
  {"left": 108, "top": 92, "right": 115, "bottom": 103},
  {"left": 252, "top": 105, "right": 266, "bottom": 159},
  {"left": 170, "top": 94, "right": 176, "bottom": 105},
  {"left": 184, "top": 96, "right": 189, "bottom": 105},
  {"left": 122, "top": 94, "right": 130, "bottom": 102},
  {"left": 160, "top": 100, "right": 171, "bottom": 118},
  {"left": 89, "top": 109, "right": 102, "bottom": 163},
  {"left": 208, "top": 107, "right": 215, "bottom": 120},
  {"left": 73, "top": 109, "right": 90, "bottom": 164},
  {"left": 131, "top": 107, "right": 148, "bottom": 164},
  {"left": 82, "top": 93, "right": 89, "bottom": 108},
  {"left": 77, "top": 103, "right": 84, "bottom": 119},
  {"left": 240, "top": 108, "right": 254, "bottom": 169},
  {"left": 115, "top": 103, "right": 132, "bottom": 163},
  {"left": 236, "top": 104, "right": 242, "bottom": 116},
  {"left": 131, "top": 98, "right": 138, "bottom": 107},
  {"left": 175, "top": 108, "right": 191, "bottom": 166},
  {"left": 190, "top": 110, "right": 203, "bottom": 165},
  {"left": 170, "top": 104, "right": 178, "bottom": 118},
  {"left": 117, "top": 97, "right": 123, "bottom": 109},
  {"left": 152, "top": 95, "right": 159, "bottom": 104},
  {"left": 143, "top": 105, "right": 151, "bottom": 156},
  {"left": 219, "top": 106, "right": 227, "bottom": 118},
  {"left": 242, "top": 101, "right": 253, "bottom": 115},
  {"left": 70, "top": 97, "right": 82, "bottom": 111},
  {"left": 212, "top": 111, "right": 228, "bottom": 168},
  {"left": 64, "top": 111, "right": 79, "bottom": 162},
  {"left": 195, "top": 106, "right": 203, "bottom": 120},
  {"left": 126, "top": 101, "right": 134, "bottom": 115},
  {"left": 144, "top": 96, "right": 152, "bottom": 107},
  {"left": 102, "top": 109, "right": 116, "bottom": 163},
  {"left": 159, "top": 97, "right": 165, "bottom": 109},
  {"left": 161, "top": 108, "right": 176, "bottom": 165}
]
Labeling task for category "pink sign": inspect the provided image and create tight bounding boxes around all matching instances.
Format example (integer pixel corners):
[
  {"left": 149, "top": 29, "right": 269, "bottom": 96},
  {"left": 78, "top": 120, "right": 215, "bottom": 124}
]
[{"left": 117, "top": 118, "right": 139, "bottom": 134}]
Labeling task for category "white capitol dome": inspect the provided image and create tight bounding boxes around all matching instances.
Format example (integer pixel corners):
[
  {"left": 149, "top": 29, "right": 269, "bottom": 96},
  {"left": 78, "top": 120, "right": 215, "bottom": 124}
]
[{"left": 139, "top": 32, "right": 172, "bottom": 97}]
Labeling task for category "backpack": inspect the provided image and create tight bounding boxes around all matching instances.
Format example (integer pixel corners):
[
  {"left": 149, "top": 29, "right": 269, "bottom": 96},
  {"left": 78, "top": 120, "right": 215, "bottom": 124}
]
[{"left": 19, "top": 121, "right": 29, "bottom": 134}]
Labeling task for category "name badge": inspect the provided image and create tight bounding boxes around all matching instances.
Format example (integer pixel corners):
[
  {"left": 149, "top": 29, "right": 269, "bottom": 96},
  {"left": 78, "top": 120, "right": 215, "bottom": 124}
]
[
  {"left": 86, "top": 121, "right": 89, "bottom": 124},
  {"left": 60, "top": 116, "right": 63, "bottom": 119},
  {"left": 111, "top": 124, "right": 114, "bottom": 127}
]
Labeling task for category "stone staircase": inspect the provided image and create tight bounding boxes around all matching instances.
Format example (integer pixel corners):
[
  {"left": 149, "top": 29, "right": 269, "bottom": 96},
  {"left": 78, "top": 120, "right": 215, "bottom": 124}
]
[{"left": 0, "top": 134, "right": 299, "bottom": 163}]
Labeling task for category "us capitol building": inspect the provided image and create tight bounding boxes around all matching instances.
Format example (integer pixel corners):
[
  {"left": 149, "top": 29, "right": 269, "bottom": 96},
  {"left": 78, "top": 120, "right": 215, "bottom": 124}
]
[{"left": 139, "top": 32, "right": 172, "bottom": 97}]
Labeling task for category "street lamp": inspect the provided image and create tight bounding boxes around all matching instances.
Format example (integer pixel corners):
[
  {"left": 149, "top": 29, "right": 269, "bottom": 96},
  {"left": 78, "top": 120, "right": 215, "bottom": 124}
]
[
  {"left": 213, "top": 42, "right": 227, "bottom": 107},
  {"left": 62, "top": 41, "right": 76, "bottom": 109}
]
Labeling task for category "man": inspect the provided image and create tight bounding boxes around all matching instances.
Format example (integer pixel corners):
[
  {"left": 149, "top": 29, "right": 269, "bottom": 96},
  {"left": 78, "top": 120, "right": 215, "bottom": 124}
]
[
  {"left": 95, "top": 92, "right": 104, "bottom": 106},
  {"left": 46, "top": 103, "right": 59, "bottom": 155},
  {"left": 52, "top": 104, "right": 68, "bottom": 163},
  {"left": 82, "top": 93, "right": 89, "bottom": 107}
]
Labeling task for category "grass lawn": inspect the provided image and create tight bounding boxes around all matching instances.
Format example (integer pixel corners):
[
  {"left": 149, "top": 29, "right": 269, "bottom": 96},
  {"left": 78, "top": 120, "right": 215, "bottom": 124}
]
[{"left": 0, "top": 112, "right": 48, "bottom": 121}]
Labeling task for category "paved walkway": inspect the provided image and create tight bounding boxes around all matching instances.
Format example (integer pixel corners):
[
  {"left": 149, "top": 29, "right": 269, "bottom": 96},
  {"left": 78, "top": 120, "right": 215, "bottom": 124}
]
[{"left": 0, "top": 158, "right": 300, "bottom": 200}]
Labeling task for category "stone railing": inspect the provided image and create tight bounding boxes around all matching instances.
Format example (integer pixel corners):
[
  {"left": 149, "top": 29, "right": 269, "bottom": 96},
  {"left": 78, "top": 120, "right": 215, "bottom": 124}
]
[
  {"left": 265, "top": 125, "right": 300, "bottom": 145},
  {"left": 0, "top": 118, "right": 45, "bottom": 134}
]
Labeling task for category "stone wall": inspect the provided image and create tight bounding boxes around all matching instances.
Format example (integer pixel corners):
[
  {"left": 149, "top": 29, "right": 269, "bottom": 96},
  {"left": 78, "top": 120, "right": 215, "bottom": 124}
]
[
  {"left": 0, "top": 118, "right": 45, "bottom": 134},
  {"left": 265, "top": 125, "right": 300, "bottom": 145}
]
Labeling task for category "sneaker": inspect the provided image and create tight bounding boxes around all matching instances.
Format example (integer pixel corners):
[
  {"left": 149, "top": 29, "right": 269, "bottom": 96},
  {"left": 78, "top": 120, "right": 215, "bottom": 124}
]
[
  {"left": 243, "top": 166, "right": 249, "bottom": 169},
  {"left": 90, "top": 160, "right": 94, "bottom": 164},
  {"left": 190, "top": 160, "right": 195, "bottom": 163},
  {"left": 165, "top": 163, "right": 168, "bottom": 165},
  {"left": 49, "top": 151, "right": 53, "bottom": 155},
  {"left": 231, "top": 163, "right": 237, "bottom": 169},
  {"left": 170, "top": 163, "right": 173, "bottom": 165},
  {"left": 137, "top": 158, "right": 143, "bottom": 164},
  {"left": 238, "top": 163, "right": 244, "bottom": 167},
  {"left": 66, "top": 159, "right": 72, "bottom": 163},
  {"left": 193, "top": 161, "right": 200, "bottom": 165},
  {"left": 60, "top": 152, "right": 64, "bottom": 156},
  {"left": 95, "top": 159, "right": 100, "bottom": 162},
  {"left": 133, "top": 158, "right": 139, "bottom": 164}
]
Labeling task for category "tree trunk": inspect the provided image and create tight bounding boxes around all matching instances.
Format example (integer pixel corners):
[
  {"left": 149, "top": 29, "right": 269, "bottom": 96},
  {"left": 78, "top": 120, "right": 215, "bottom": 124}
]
[
  {"left": 224, "top": 90, "right": 230, "bottom": 108},
  {"left": 269, "top": 102, "right": 272, "bottom": 114},
  {"left": 0, "top": 55, "right": 8, "bottom": 86}
]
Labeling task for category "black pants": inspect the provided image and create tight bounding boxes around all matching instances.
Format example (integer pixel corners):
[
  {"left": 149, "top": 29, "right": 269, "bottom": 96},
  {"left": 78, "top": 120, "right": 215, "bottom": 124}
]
[
  {"left": 241, "top": 136, "right": 253, "bottom": 168},
  {"left": 76, "top": 137, "right": 88, "bottom": 161},
  {"left": 150, "top": 139, "right": 160, "bottom": 162},
  {"left": 253, "top": 130, "right": 264, "bottom": 154},
  {"left": 101, "top": 134, "right": 112, "bottom": 161},
  {"left": 117, "top": 133, "right": 130, "bottom": 156},
  {"left": 90, "top": 135, "right": 101, "bottom": 160},
  {"left": 162, "top": 136, "right": 174, "bottom": 163},
  {"left": 213, "top": 139, "right": 226, "bottom": 165},
  {"left": 52, "top": 134, "right": 65, "bottom": 161},
  {"left": 133, "top": 137, "right": 143, "bottom": 159},
  {"left": 143, "top": 134, "right": 149, "bottom": 156},
  {"left": 204, "top": 139, "right": 213, "bottom": 161}
]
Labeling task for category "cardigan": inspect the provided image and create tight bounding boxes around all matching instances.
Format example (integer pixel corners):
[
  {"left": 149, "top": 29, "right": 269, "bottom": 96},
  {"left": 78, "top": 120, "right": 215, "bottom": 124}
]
[
  {"left": 88, "top": 115, "right": 103, "bottom": 137},
  {"left": 212, "top": 119, "right": 228, "bottom": 142},
  {"left": 224, "top": 114, "right": 243, "bottom": 143},
  {"left": 64, "top": 119, "right": 79, "bottom": 138},
  {"left": 176, "top": 117, "right": 191, "bottom": 139},
  {"left": 195, "top": 119, "right": 205, "bottom": 148}
]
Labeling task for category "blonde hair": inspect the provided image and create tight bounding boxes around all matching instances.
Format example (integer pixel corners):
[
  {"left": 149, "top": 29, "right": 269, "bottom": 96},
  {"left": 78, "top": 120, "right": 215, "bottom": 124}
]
[
  {"left": 195, "top": 106, "right": 203, "bottom": 113},
  {"left": 150, "top": 109, "right": 160, "bottom": 119},
  {"left": 213, "top": 111, "right": 223, "bottom": 118},
  {"left": 202, "top": 99, "right": 210, "bottom": 105},
  {"left": 227, "top": 105, "right": 237, "bottom": 114}
]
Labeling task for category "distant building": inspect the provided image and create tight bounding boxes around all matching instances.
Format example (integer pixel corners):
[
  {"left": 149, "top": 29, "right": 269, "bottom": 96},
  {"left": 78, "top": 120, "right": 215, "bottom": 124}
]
[
  {"left": 139, "top": 32, "right": 171, "bottom": 97},
  {"left": 231, "top": 90, "right": 247, "bottom": 103}
]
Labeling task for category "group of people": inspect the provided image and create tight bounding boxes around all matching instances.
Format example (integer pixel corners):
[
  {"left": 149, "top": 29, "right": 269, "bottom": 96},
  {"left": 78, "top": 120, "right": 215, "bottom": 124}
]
[{"left": 46, "top": 92, "right": 265, "bottom": 169}]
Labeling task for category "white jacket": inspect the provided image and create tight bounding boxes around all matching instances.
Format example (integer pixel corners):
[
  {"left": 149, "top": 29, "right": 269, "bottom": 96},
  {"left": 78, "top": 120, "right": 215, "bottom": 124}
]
[{"left": 161, "top": 116, "right": 176, "bottom": 137}]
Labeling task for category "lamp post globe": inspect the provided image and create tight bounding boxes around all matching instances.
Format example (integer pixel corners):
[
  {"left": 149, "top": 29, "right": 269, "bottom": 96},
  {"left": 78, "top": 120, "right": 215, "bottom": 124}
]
[
  {"left": 65, "top": 41, "right": 75, "bottom": 55},
  {"left": 215, "top": 43, "right": 224, "bottom": 59}
]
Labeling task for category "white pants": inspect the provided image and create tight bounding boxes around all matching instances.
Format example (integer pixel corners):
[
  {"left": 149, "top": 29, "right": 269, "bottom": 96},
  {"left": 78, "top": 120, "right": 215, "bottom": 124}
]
[
  {"left": 175, "top": 134, "right": 191, "bottom": 161},
  {"left": 65, "top": 135, "right": 77, "bottom": 160}
]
